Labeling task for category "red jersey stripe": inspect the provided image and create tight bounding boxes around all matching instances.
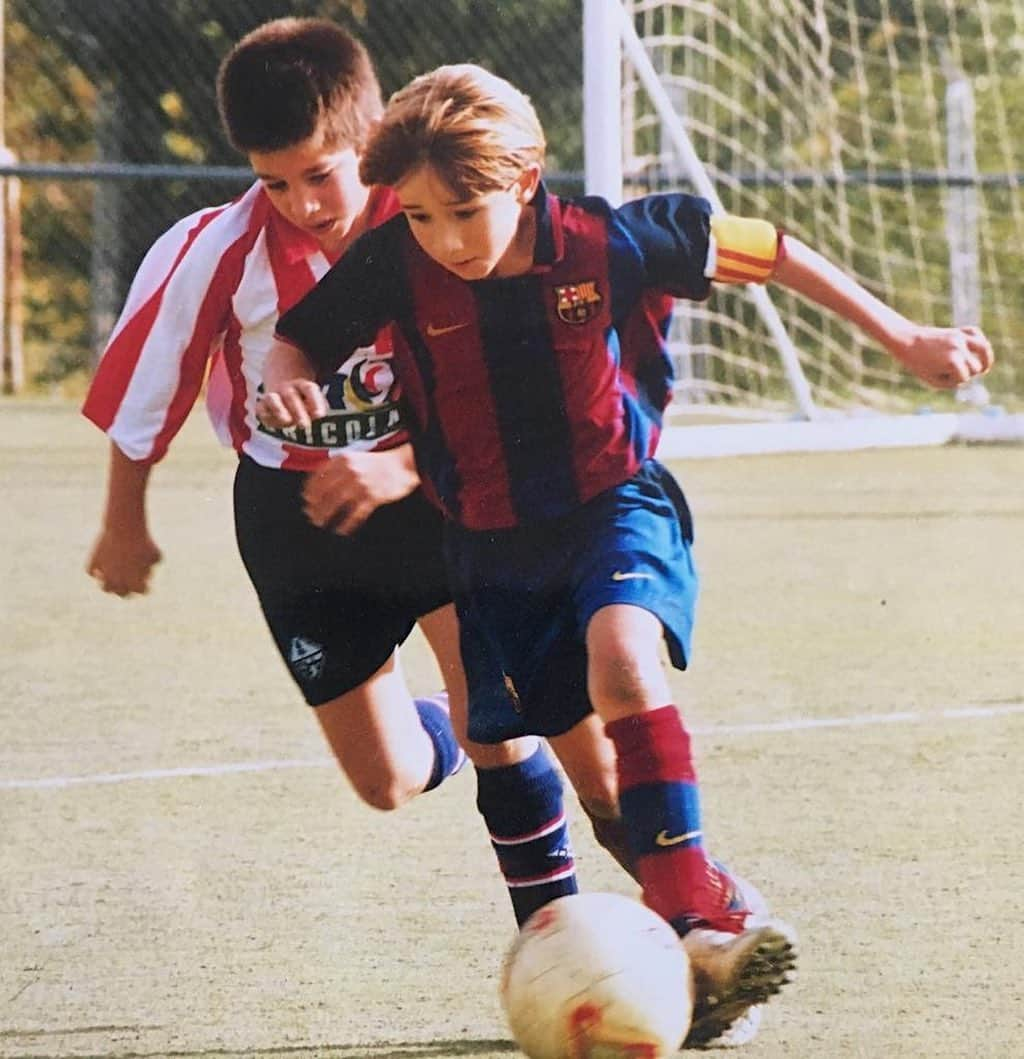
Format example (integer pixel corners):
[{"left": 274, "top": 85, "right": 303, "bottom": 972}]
[{"left": 82, "top": 205, "right": 228, "bottom": 436}]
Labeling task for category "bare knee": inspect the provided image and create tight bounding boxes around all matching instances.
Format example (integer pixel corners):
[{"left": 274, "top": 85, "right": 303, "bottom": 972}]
[
  {"left": 586, "top": 606, "right": 671, "bottom": 717},
  {"left": 350, "top": 770, "right": 421, "bottom": 812},
  {"left": 315, "top": 667, "right": 436, "bottom": 812},
  {"left": 464, "top": 735, "right": 539, "bottom": 770},
  {"left": 590, "top": 649, "right": 651, "bottom": 712}
]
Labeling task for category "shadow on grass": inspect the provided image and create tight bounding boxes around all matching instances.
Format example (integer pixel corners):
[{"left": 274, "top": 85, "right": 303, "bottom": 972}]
[
  {"left": 362, "top": 1042, "right": 519, "bottom": 1058},
  {"left": 0, "top": 1040, "right": 521, "bottom": 1059}
]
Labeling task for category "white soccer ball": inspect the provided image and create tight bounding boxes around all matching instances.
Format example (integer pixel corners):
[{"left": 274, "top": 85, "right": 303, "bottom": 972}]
[{"left": 499, "top": 892, "right": 693, "bottom": 1059}]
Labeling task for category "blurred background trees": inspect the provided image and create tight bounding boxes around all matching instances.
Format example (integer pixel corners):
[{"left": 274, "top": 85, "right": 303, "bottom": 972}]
[
  {"left": 2, "top": 0, "right": 1020, "bottom": 400},
  {"left": 5, "top": 0, "right": 581, "bottom": 386}
]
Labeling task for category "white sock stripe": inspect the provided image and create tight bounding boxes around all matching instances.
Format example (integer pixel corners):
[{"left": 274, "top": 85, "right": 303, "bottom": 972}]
[
  {"left": 489, "top": 812, "right": 567, "bottom": 846},
  {"left": 505, "top": 864, "right": 578, "bottom": 887}
]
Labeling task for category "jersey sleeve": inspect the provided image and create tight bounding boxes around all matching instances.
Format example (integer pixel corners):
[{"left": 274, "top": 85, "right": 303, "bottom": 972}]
[
  {"left": 613, "top": 193, "right": 716, "bottom": 299},
  {"left": 275, "top": 222, "right": 401, "bottom": 377},
  {"left": 81, "top": 204, "right": 237, "bottom": 464},
  {"left": 614, "top": 194, "right": 783, "bottom": 297}
]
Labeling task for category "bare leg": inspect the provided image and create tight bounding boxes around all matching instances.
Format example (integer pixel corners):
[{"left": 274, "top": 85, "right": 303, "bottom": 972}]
[
  {"left": 315, "top": 649, "right": 436, "bottom": 811},
  {"left": 547, "top": 712, "right": 637, "bottom": 881}
]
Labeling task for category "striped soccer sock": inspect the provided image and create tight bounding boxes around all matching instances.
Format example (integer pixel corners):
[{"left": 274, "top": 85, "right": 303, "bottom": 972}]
[
  {"left": 476, "top": 745, "right": 578, "bottom": 926},
  {"left": 416, "top": 693, "right": 467, "bottom": 792},
  {"left": 606, "top": 705, "right": 732, "bottom": 935}
]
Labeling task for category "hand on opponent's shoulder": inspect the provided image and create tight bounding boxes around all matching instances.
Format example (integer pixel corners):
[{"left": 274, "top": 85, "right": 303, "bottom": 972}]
[{"left": 768, "top": 234, "right": 994, "bottom": 391}]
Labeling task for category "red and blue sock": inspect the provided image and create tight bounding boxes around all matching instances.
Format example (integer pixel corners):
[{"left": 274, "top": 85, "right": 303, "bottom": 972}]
[
  {"left": 606, "top": 704, "right": 739, "bottom": 935},
  {"left": 476, "top": 745, "right": 578, "bottom": 926}
]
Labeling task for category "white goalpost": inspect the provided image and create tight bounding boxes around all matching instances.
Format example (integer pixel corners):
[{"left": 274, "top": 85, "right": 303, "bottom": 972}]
[{"left": 583, "top": 0, "right": 1023, "bottom": 457}]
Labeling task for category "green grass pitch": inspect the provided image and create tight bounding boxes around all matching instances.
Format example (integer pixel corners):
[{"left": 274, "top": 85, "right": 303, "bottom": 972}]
[{"left": 2, "top": 400, "right": 1022, "bottom": 1058}]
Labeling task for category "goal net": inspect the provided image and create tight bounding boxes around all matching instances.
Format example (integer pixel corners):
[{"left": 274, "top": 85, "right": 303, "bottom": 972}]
[{"left": 585, "top": 0, "right": 1023, "bottom": 453}]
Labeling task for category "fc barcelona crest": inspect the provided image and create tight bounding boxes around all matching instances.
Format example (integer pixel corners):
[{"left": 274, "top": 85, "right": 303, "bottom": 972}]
[{"left": 554, "top": 280, "right": 602, "bottom": 324}]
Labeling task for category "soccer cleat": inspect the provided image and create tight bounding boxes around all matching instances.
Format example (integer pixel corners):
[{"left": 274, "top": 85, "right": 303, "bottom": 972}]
[
  {"left": 711, "top": 999, "right": 762, "bottom": 1050},
  {"left": 726, "top": 869, "right": 769, "bottom": 923},
  {"left": 682, "top": 918, "right": 797, "bottom": 1048},
  {"left": 714, "top": 1003, "right": 763, "bottom": 1048},
  {"left": 695, "top": 872, "right": 766, "bottom": 1048}
]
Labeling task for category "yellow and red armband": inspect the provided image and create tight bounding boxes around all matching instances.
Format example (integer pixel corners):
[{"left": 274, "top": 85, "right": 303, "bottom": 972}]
[{"left": 705, "top": 215, "right": 783, "bottom": 285}]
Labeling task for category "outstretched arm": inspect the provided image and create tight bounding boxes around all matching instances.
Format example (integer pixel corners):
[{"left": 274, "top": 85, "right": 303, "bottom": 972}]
[
  {"left": 86, "top": 443, "right": 162, "bottom": 597},
  {"left": 773, "top": 236, "right": 994, "bottom": 389}
]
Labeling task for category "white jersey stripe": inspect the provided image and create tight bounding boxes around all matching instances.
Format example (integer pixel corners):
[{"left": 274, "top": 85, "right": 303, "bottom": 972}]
[
  {"left": 103, "top": 189, "right": 261, "bottom": 460},
  {"left": 103, "top": 203, "right": 229, "bottom": 350}
]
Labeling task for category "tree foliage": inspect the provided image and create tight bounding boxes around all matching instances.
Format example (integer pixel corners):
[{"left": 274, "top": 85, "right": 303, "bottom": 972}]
[
  {"left": 6, "top": 0, "right": 582, "bottom": 383},
  {"left": 4, "top": 0, "right": 1019, "bottom": 393}
]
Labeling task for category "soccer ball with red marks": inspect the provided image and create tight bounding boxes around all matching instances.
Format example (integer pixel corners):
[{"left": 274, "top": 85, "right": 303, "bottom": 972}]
[{"left": 499, "top": 893, "right": 692, "bottom": 1059}]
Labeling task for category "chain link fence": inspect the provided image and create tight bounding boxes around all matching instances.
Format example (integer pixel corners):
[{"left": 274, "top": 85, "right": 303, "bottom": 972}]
[
  {"left": 2, "top": 0, "right": 582, "bottom": 393},
  {"left": 4, "top": 0, "right": 1022, "bottom": 403}
]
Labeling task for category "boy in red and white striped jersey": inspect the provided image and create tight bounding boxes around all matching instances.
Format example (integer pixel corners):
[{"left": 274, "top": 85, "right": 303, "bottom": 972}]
[{"left": 82, "top": 19, "right": 597, "bottom": 927}]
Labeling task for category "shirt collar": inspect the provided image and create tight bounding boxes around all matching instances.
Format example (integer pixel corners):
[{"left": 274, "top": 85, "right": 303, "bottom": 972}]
[
  {"left": 530, "top": 180, "right": 564, "bottom": 270},
  {"left": 263, "top": 188, "right": 320, "bottom": 264}
]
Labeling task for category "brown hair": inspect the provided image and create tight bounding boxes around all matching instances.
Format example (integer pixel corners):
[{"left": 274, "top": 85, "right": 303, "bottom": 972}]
[
  {"left": 217, "top": 18, "right": 383, "bottom": 154},
  {"left": 359, "top": 64, "right": 546, "bottom": 198}
]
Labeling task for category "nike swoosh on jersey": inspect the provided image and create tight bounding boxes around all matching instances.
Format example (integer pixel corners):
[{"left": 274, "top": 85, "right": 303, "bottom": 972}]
[
  {"left": 426, "top": 321, "right": 470, "bottom": 337},
  {"left": 611, "top": 570, "right": 656, "bottom": 581},
  {"left": 655, "top": 828, "right": 703, "bottom": 847}
]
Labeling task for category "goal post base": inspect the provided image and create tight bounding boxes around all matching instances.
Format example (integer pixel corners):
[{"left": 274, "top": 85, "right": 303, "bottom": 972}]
[{"left": 658, "top": 410, "right": 1024, "bottom": 460}]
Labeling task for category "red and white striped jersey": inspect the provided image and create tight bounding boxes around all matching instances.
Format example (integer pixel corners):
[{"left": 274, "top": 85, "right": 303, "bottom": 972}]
[{"left": 82, "top": 182, "right": 402, "bottom": 471}]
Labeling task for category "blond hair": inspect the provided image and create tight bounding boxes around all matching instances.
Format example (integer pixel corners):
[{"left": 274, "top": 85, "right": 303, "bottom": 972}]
[{"left": 359, "top": 64, "right": 546, "bottom": 198}]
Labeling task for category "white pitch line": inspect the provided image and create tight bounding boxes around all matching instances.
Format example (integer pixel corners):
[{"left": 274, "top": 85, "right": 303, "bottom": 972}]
[
  {"left": 2, "top": 702, "right": 1023, "bottom": 791},
  {"left": 0, "top": 757, "right": 335, "bottom": 791},
  {"left": 691, "top": 701, "right": 1024, "bottom": 736}
]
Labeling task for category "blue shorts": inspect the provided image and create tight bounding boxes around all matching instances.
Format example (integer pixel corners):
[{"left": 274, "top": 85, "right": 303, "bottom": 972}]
[{"left": 444, "top": 460, "right": 698, "bottom": 743}]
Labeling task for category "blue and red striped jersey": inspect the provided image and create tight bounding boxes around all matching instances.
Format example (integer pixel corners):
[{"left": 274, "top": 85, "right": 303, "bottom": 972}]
[{"left": 277, "top": 185, "right": 719, "bottom": 530}]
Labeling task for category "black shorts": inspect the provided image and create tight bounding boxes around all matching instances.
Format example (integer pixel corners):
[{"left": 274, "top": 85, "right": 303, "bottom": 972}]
[{"left": 233, "top": 455, "right": 451, "bottom": 705}]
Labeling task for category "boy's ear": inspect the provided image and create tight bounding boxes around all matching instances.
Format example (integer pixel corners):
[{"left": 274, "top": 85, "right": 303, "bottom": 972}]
[{"left": 515, "top": 163, "right": 542, "bottom": 204}]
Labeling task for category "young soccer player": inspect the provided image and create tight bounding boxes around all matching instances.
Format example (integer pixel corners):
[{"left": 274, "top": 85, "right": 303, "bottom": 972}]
[
  {"left": 257, "top": 63, "right": 994, "bottom": 1044},
  {"left": 82, "top": 21, "right": 596, "bottom": 933}
]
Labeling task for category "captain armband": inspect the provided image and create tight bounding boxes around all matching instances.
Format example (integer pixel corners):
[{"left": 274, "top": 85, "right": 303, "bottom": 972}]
[{"left": 704, "top": 215, "right": 783, "bottom": 285}]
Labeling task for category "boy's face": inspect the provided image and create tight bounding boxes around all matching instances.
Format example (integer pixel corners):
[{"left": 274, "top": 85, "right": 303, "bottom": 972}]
[
  {"left": 395, "top": 164, "right": 539, "bottom": 281},
  {"left": 250, "top": 131, "right": 370, "bottom": 255}
]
